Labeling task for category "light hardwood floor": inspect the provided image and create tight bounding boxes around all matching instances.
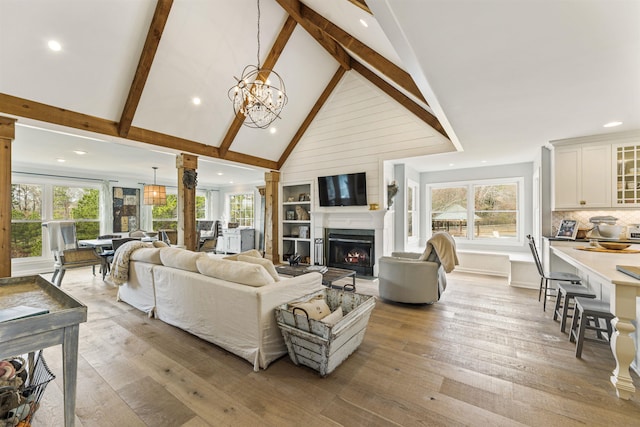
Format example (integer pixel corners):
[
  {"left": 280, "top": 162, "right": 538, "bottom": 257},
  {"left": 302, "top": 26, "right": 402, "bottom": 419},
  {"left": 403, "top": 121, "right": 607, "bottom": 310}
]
[{"left": 29, "top": 268, "right": 640, "bottom": 426}]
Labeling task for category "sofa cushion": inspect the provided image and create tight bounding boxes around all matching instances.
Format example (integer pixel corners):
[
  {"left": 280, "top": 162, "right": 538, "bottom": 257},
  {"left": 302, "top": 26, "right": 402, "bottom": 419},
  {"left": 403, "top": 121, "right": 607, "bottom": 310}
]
[
  {"left": 237, "top": 255, "right": 281, "bottom": 282},
  {"left": 196, "top": 257, "right": 275, "bottom": 287},
  {"left": 130, "top": 247, "right": 162, "bottom": 264},
  {"left": 152, "top": 240, "right": 170, "bottom": 248},
  {"left": 321, "top": 306, "right": 343, "bottom": 326},
  {"left": 223, "top": 249, "right": 263, "bottom": 261},
  {"left": 159, "top": 247, "right": 204, "bottom": 272}
]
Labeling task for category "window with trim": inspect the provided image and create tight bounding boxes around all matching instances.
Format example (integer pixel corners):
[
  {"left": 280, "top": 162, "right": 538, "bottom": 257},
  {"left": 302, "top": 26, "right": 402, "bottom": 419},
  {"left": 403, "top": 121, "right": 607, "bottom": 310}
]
[
  {"left": 53, "top": 186, "right": 100, "bottom": 240},
  {"left": 152, "top": 193, "right": 207, "bottom": 230},
  {"left": 11, "top": 184, "right": 43, "bottom": 258},
  {"left": 429, "top": 178, "right": 522, "bottom": 243},
  {"left": 228, "top": 193, "right": 254, "bottom": 227},
  {"left": 407, "top": 179, "right": 418, "bottom": 243}
]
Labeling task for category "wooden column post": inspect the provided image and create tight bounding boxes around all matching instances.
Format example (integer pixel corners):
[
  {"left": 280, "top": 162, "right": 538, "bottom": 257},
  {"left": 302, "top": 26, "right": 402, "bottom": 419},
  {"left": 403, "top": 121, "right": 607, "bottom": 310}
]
[
  {"left": 176, "top": 153, "right": 198, "bottom": 251},
  {"left": 264, "top": 171, "right": 280, "bottom": 262},
  {"left": 0, "top": 117, "right": 16, "bottom": 278}
]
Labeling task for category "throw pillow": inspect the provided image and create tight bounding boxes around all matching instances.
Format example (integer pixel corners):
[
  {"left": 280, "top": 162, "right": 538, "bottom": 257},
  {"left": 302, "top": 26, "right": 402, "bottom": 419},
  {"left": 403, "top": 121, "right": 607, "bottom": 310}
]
[
  {"left": 223, "top": 249, "right": 263, "bottom": 261},
  {"left": 152, "top": 240, "right": 169, "bottom": 248},
  {"left": 291, "top": 296, "right": 331, "bottom": 320},
  {"left": 196, "top": 257, "right": 275, "bottom": 287},
  {"left": 130, "top": 248, "right": 162, "bottom": 264},
  {"left": 320, "top": 306, "right": 344, "bottom": 326},
  {"left": 159, "top": 247, "right": 204, "bottom": 272},
  {"left": 237, "top": 255, "right": 281, "bottom": 282}
]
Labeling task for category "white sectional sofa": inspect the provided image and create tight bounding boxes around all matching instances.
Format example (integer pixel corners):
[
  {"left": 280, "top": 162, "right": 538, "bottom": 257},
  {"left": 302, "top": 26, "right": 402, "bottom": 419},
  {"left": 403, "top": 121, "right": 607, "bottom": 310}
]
[{"left": 116, "top": 246, "right": 324, "bottom": 370}]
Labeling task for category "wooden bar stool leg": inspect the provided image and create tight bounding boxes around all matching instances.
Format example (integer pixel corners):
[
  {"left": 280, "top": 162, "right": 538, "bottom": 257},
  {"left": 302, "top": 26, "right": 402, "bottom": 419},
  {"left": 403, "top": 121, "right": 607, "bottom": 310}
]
[
  {"left": 575, "top": 309, "right": 588, "bottom": 358},
  {"left": 570, "top": 305, "right": 580, "bottom": 344},
  {"left": 560, "top": 294, "right": 572, "bottom": 333},
  {"left": 553, "top": 289, "right": 563, "bottom": 321}
]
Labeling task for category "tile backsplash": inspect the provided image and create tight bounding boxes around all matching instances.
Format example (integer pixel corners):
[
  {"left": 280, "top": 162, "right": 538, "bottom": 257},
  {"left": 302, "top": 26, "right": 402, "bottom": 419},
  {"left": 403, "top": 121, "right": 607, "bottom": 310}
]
[{"left": 552, "top": 210, "right": 640, "bottom": 236}]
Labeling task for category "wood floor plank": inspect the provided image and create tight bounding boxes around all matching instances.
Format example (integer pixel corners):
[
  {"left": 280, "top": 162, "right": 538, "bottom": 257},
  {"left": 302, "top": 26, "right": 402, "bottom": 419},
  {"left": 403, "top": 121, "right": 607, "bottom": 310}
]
[{"left": 27, "top": 267, "right": 640, "bottom": 426}]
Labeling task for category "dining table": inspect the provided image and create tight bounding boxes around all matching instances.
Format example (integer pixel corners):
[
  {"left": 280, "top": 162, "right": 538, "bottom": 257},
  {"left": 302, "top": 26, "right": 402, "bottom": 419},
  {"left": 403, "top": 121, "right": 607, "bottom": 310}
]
[{"left": 550, "top": 244, "right": 640, "bottom": 399}]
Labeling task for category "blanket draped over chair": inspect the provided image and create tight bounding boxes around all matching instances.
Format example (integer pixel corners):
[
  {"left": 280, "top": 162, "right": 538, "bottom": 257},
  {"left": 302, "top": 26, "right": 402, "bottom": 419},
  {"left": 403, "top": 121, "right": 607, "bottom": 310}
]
[
  {"left": 419, "top": 231, "right": 459, "bottom": 273},
  {"left": 107, "top": 241, "right": 153, "bottom": 286}
]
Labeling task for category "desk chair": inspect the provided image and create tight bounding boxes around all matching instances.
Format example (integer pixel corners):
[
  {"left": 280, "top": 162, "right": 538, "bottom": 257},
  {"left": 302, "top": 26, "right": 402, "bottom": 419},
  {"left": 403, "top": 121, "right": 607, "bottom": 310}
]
[
  {"left": 526, "top": 235, "right": 582, "bottom": 311},
  {"left": 44, "top": 221, "right": 103, "bottom": 287}
]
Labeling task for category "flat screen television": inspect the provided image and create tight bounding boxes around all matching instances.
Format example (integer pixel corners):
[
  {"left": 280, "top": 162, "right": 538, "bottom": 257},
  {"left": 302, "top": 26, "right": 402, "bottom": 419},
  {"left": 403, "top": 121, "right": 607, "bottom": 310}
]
[{"left": 317, "top": 172, "right": 368, "bottom": 206}]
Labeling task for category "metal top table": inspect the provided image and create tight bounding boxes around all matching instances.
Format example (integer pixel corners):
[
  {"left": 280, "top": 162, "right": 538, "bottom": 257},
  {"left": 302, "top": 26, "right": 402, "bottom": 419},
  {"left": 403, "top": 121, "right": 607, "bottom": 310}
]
[
  {"left": 276, "top": 265, "right": 356, "bottom": 290},
  {"left": 0, "top": 274, "right": 87, "bottom": 426}
]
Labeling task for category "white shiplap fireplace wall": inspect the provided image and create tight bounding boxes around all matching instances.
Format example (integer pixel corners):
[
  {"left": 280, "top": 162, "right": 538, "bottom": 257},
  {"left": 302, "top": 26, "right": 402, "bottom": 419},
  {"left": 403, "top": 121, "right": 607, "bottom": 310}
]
[{"left": 279, "top": 71, "right": 453, "bottom": 272}]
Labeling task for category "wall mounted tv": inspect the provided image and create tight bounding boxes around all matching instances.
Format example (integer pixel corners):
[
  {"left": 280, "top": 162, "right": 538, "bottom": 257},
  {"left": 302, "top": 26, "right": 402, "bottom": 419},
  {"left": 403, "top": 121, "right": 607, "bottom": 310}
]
[{"left": 317, "top": 172, "right": 368, "bottom": 207}]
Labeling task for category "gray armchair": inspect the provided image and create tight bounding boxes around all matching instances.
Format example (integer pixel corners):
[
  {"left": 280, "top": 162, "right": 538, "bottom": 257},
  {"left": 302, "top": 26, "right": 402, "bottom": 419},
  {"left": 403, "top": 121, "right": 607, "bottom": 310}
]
[
  {"left": 378, "top": 232, "right": 458, "bottom": 304},
  {"left": 378, "top": 252, "right": 446, "bottom": 304}
]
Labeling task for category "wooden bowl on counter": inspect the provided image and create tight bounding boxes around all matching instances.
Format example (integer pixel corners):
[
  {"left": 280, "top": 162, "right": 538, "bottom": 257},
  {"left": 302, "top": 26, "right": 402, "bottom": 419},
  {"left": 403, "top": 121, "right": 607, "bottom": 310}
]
[
  {"left": 576, "top": 227, "right": 594, "bottom": 239},
  {"left": 598, "top": 242, "right": 631, "bottom": 251}
]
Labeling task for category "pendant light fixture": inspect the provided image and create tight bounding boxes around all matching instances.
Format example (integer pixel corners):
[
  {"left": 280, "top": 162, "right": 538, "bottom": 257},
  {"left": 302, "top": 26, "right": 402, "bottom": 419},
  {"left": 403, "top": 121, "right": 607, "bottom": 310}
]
[
  {"left": 228, "top": 0, "right": 287, "bottom": 129},
  {"left": 143, "top": 166, "right": 167, "bottom": 205}
]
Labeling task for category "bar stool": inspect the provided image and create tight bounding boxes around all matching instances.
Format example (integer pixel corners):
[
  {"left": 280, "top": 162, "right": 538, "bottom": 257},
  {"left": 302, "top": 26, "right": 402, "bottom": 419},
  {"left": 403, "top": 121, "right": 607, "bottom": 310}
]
[
  {"left": 569, "top": 297, "right": 615, "bottom": 358},
  {"left": 553, "top": 283, "right": 596, "bottom": 333}
]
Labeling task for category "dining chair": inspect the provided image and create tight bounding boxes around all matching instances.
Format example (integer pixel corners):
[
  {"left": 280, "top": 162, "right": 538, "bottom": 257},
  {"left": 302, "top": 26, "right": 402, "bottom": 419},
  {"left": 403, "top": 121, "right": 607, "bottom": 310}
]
[
  {"left": 526, "top": 235, "right": 582, "bottom": 311},
  {"left": 44, "top": 221, "right": 104, "bottom": 287}
]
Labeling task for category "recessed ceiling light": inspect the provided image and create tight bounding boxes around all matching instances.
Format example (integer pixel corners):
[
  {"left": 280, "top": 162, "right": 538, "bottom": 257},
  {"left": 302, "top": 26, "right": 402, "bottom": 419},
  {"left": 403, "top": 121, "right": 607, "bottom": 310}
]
[
  {"left": 192, "top": 97, "right": 201, "bottom": 105},
  {"left": 269, "top": 127, "right": 277, "bottom": 134},
  {"left": 481, "top": 160, "right": 487, "bottom": 163},
  {"left": 56, "top": 158, "right": 66, "bottom": 163},
  {"left": 359, "top": 19, "right": 368, "bottom": 28},
  {"left": 448, "top": 163, "right": 455, "bottom": 167},
  {"left": 217, "top": 172, "right": 224, "bottom": 176},
  {"left": 604, "top": 121, "right": 622, "bottom": 128},
  {"left": 229, "top": 181, "right": 234, "bottom": 184},
  {"left": 48, "top": 40, "right": 62, "bottom": 51},
  {"left": 73, "top": 150, "right": 87, "bottom": 155}
]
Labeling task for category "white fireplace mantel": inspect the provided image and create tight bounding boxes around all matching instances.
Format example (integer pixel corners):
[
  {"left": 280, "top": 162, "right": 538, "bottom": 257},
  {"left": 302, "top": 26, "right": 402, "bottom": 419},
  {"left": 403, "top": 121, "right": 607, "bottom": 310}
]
[{"left": 311, "top": 209, "right": 393, "bottom": 275}]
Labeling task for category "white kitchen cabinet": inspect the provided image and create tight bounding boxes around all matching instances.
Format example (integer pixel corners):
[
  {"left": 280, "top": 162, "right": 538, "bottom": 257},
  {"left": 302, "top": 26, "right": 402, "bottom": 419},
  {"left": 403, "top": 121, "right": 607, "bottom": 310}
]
[
  {"left": 614, "top": 144, "right": 640, "bottom": 206},
  {"left": 552, "top": 143, "right": 611, "bottom": 209}
]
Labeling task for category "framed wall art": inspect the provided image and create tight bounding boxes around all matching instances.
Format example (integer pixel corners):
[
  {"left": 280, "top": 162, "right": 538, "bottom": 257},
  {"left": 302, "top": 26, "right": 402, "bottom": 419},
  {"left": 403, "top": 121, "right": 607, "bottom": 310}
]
[{"left": 113, "top": 187, "right": 140, "bottom": 232}]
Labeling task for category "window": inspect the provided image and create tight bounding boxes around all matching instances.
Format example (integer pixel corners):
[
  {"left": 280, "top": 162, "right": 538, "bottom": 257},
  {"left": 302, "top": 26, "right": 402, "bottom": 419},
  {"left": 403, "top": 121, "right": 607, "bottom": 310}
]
[
  {"left": 429, "top": 178, "right": 522, "bottom": 243},
  {"left": 152, "top": 193, "right": 207, "bottom": 230},
  {"left": 407, "top": 179, "right": 419, "bottom": 243},
  {"left": 229, "top": 193, "right": 254, "bottom": 227},
  {"left": 11, "top": 184, "right": 43, "bottom": 258},
  {"left": 53, "top": 186, "right": 100, "bottom": 240}
]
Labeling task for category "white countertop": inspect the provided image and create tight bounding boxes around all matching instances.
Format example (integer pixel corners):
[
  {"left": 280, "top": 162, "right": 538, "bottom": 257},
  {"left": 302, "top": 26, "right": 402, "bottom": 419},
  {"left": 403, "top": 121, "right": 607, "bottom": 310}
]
[{"left": 551, "top": 245, "right": 640, "bottom": 288}]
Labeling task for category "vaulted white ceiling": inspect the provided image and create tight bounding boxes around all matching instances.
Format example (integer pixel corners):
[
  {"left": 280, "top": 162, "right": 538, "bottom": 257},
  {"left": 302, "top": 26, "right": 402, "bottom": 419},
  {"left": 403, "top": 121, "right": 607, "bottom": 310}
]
[{"left": 2, "top": 0, "right": 638, "bottom": 186}]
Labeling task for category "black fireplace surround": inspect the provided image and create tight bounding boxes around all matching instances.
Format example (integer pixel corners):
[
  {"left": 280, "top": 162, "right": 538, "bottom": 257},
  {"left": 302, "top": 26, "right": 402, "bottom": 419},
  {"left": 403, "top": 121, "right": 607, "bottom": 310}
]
[{"left": 325, "top": 228, "right": 374, "bottom": 277}]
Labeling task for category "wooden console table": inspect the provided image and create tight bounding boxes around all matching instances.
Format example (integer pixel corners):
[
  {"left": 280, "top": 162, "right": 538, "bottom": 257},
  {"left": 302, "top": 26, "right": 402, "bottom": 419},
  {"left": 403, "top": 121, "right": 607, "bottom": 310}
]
[{"left": 0, "top": 275, "right": 87, "bottom": 426}]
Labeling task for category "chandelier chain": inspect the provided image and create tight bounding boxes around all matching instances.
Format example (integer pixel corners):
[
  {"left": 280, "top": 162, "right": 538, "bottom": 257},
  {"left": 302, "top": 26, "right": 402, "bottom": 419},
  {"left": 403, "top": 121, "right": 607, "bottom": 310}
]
[{"left": 256, "top": 0, "right": 261, "bottom": 68}]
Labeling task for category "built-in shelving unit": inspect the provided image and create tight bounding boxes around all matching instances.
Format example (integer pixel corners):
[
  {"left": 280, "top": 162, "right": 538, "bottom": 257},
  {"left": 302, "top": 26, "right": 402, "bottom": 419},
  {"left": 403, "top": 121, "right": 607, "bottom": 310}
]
[{"left": 281, "top": 182, "right": 312, "bottom": 264}]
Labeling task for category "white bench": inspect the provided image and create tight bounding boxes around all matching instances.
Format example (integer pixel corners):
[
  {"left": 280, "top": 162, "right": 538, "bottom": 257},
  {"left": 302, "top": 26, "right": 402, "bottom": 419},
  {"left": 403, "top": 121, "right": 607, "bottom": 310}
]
[{"left": 455, "top": 249, "right": 538, "bottom": 289}]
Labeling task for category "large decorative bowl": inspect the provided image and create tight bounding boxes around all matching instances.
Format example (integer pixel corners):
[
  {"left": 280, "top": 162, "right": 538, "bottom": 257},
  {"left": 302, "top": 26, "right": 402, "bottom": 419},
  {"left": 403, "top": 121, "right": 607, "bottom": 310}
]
[
  {"left": 598, "top": 242, "right": 630, "bottom": 251},
  {"left": 597, "top": 224, "right": 623, "bottom": 238}
]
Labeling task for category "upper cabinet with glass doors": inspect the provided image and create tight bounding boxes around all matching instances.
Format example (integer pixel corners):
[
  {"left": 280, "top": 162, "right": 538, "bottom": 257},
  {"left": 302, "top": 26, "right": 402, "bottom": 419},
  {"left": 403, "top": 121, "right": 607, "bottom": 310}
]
[{"left": 615, "top": 144, "right": 640, "bottom": 206}]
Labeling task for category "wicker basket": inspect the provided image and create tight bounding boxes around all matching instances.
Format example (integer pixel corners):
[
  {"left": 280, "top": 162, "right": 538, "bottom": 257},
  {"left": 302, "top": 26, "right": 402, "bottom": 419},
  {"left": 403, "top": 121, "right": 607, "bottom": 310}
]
[
  {"left": 0, "top": 351, "right": 55, "bottom": 427},
  {"left": 275, "top": 288, "right": 375, "bottom": 376}
]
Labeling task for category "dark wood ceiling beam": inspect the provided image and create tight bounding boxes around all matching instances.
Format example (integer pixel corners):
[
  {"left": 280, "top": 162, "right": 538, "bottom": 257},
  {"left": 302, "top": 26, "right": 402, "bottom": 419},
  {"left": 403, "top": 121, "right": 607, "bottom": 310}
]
[
  {"left": 117, "top": 0, "right": 173, "bottom": 138},
  {"left": 275, "top": 0, "right": 351, "bottom": 70},
  {"left": 351, "top": 61, "right": 448, "bottom": 138},
  {"left": 278, "top": 66, "right": 346, "bottom": 169},
  {"left": 347, "top": 0, "right": 371, "bottom": 15},
  {"left": 218, "top": 15, "right": 297, "bottom": 159},
  {"left": 0, "top": 93, "right": 278, "bottom": 170},
  {"left": 300, "top": 2, "right": 427, "bottom": 105}
]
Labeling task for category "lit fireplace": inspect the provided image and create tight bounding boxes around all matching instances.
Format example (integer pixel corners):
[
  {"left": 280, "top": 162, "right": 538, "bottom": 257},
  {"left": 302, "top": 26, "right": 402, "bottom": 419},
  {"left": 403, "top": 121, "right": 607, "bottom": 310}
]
[{"left": 326, "top": 228, "right": 374, "bottom": 277}]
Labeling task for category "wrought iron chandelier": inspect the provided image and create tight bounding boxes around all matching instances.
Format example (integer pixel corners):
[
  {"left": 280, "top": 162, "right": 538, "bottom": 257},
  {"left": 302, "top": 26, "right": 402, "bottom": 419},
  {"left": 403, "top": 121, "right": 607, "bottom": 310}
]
[{"left": 228, "top": 0, "right": 287, "bottom": 129}]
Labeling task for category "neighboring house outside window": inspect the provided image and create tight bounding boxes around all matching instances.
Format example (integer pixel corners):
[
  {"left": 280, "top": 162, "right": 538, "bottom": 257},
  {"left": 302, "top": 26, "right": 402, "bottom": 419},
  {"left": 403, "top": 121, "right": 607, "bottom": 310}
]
[
  {"left": 228, "top": 193, "right": 254, "bottom": 227},
  {"left": 429, "top": 177, "right": 523, "bottom": 244}
]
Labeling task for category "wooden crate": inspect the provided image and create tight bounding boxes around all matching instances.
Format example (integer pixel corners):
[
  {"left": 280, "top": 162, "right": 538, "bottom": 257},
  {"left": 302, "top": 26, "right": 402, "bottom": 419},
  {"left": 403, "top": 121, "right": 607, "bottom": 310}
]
[{"left": 275, "top": 288, "right": 375, "bottom": 376}]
